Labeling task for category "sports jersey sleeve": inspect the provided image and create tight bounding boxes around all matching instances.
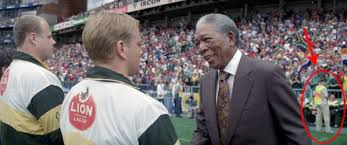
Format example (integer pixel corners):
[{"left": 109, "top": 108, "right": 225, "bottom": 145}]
[
  {"left": 138, "top": 114, "right": 180, "bottom": 145},
  {"left": 136, "top": 97, "right": 180, "bottom": 145},
  {"left": 27, "top": 85, "right": 64, "bottom": 145},
  {"left": 21, "top": 71, "right": 64, "bottom": 145}
]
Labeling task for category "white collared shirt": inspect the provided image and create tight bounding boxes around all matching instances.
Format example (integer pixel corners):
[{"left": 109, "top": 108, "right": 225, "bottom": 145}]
[{"left": 216, "top": 49, "right": 242, "bottom": 103}]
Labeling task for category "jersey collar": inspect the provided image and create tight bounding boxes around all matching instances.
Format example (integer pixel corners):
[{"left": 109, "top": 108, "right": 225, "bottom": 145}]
[
  {"left": 13, "top": 51, "right": 48, "bottom": 69},
  {"left": 86, "top": 66, "right": 136, "bottom": 88}
]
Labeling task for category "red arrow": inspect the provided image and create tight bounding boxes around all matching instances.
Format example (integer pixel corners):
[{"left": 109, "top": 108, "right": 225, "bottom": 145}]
[{"left": 303, "top": 28, "right": 318, "bottom": 65}]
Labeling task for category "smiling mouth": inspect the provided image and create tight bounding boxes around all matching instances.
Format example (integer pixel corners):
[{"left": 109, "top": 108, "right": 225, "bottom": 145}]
[{"left": 205, "top": 55, "right": 212, "bottom": 62}]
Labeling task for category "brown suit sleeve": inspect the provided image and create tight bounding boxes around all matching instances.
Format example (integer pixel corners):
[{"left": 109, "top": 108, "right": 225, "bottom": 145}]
[
  {"left": 191, "top": 82, "right": 212, "bottom": 145},
  {"left": 268, "top": 66, "right": 312, "bottom": 145}
]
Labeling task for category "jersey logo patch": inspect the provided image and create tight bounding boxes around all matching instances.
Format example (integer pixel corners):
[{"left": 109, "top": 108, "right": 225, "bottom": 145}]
[
  {"left": 69, "top": 87, "right": 96, "bottom": 130},
  {"left": 0, "top": 69, "right": 9, "bottom": 96}
]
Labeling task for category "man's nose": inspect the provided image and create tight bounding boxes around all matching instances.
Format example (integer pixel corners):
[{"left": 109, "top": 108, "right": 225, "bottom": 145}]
[{"left": 198, "top": 42, "right": 208, "bottom": 53}]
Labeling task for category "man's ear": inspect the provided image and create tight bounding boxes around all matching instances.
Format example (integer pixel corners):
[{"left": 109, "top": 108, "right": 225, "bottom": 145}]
[
  {"left": 114, "top": 40, "right": 127, "bottom": 60},
  {"left": 29, "top": 32, "right": 38, "bottom": 45},
  {"left": 226, "top": 32, "right": 236, "bottom": 46}
]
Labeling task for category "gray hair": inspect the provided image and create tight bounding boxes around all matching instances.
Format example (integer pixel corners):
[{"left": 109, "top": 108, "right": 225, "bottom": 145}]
[
  {"left": 13, "top": 15, "right": 46, "bottom": 47},
  {"left": 197, "top": 13, "right": 241, "bottom": 46}
]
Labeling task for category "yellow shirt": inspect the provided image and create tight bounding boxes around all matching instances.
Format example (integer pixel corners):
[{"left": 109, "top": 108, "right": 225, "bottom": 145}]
[
  {"left": 343, "top": 76, "right": 347, "bottom": 91},
  {"left": 192, "top": 74, "right": 199, "bottom": 82},
  {"left": 314, "top": 85, "right": 325, "bottom": 105}
]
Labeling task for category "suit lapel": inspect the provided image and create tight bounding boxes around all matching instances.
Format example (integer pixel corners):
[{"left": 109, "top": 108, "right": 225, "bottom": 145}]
[
  {"left": 204, "top": 70, "right": 221, "bottom": 145},
  {"left": 225, "top": 55, "right": 255, "bottom": 145}
]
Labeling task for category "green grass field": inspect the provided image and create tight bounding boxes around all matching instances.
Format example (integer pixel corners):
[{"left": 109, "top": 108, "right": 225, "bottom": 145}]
[{"left": 171, "top": 117, "right": 347, "bottom": 145}]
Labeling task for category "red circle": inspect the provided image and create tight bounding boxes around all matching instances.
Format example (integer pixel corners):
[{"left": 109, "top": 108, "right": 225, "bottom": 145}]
[
  {"left": 69, "top": 94, "right": 96, "bottom": 130},
  {"left": 299, "top": 69, "right": 346, "bottom": 144}
]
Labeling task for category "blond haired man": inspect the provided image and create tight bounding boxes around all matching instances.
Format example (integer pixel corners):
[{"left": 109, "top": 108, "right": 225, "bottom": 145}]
[
  {"left": 59, "top": 12, "right": 180, "bottom": 145},
  {"left": 0, "top": 15, "right": 63, "bottom": 145}
]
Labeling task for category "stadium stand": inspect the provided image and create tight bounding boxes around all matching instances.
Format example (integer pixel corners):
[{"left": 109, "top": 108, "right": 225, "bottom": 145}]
[{"left": 1, "top": 0, "right": 347, "bottom": 130}]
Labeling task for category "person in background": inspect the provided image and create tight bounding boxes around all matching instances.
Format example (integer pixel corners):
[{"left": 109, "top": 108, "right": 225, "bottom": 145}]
[
  {"left": 157, "top": 80, "right": 165, "bottom": 104},
  {"left": 0, "top": 15, "right": 64, "bottom": 145},
  {"left": 0, "top": 49, "right": 12, "bottom": 78},
  {"left": 172, "top": 79, "right": 182, "bottom": 117},
  {"left": 59, "top": 11, "right": 179, "bottom": 145},
  {"left": 314, "top": 78, "right": 333, "bottom": 133},
  {"left": 187, "top": 93, "right": 197, "bottom": 119},
  {"left": 328, "top": 95, "right": 340, "bottom": 128},
  {"left": 327, "top": 73, "right": 339, "bottom": 98},
  {"left": 0, "top": 49, "right": 13, "bottom": 145},
  {"left": 342, "top": 71, "right": 347, "bottom": 98},
  {"left": 291, "top": 76, "right": 302, "bottom": 89}
]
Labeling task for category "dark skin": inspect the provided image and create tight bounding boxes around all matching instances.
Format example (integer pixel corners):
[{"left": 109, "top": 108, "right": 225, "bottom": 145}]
[{"left": 194, "top": 22, "right": 238, "bottom": 70}]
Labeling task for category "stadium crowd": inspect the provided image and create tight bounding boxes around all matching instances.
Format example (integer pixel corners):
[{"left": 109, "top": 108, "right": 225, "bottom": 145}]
[{"left": 45, "top": 9, "right": 347, "bottom": 95}]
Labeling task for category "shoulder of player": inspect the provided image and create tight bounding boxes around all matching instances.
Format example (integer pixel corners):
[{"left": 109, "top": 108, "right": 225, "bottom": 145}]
[{"left": 10, "top": 60, "right": 61, "bottom": 87}]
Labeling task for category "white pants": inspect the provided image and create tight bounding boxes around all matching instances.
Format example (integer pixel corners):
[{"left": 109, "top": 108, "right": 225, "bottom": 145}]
[{"left": 315, "top": 103, "right": 331, "bottom": 132}]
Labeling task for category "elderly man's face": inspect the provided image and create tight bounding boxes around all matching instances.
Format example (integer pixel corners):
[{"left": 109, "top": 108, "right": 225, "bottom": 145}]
[{"left": 194, "top": 23, "right": 236, "bottom": 70}]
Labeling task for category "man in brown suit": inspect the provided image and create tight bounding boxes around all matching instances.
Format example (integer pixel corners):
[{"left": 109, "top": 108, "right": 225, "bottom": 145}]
[{"left": 191, "top": 13, "right": 312, "bottom": 145}]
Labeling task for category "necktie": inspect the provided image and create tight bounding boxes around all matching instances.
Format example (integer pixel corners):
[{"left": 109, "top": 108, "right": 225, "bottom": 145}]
[{"left": 217, "top": 71, "right": 231, "bottom": 145}]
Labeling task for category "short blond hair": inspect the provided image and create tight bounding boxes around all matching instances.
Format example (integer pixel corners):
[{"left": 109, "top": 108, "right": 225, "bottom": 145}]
[
  {"left": 82, "top": 11, "right": 139, "bottom": 61},
  {"left": 13, "top": 15, "right": 46, "bottom": 47}
]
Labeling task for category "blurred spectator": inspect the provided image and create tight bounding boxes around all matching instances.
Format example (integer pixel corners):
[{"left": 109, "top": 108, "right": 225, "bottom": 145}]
[
  {"left": 343, "top": 71, "right": 347, "bottom": 95},
  {"left": 156, "top": 80, "right": 165, "bottom": 103},
  {"left": 0, "top": 49, "right": 13, "bottom": 77},
  {"left": 186, "top": 93, "right": 197, "bottom": 118},
  {"left": 172, "top": 79, "right": 183, "bottom": 117},
  {"left": 328, "top": 95, "right": 341, "bottom": 128},
  {"left": 46, "top": 43, "right": 93, "bottom": 88}
]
